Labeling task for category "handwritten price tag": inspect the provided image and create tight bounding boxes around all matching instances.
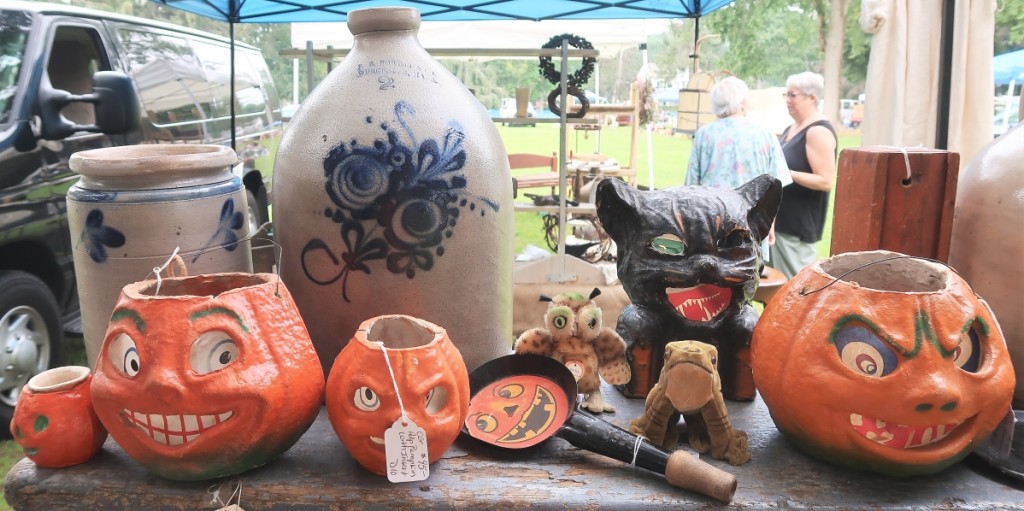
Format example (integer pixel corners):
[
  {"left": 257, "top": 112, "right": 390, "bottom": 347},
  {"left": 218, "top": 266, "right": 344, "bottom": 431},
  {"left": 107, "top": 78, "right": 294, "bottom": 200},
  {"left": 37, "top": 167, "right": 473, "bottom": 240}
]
[{"left": 384, "top": 417, "right": 430, "bottom": 483}]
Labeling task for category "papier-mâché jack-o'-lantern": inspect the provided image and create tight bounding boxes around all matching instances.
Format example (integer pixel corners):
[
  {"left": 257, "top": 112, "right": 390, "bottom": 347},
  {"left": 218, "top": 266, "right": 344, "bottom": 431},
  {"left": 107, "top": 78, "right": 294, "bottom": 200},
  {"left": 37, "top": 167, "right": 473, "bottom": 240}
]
[
  {"left": 11, "top": 366, "right": 107, "bottom": 468},
  {"left": 90, "top": 273, "right": 325, "bottom": 481},
  {"left": 752, "top": 251, "right": 1015, "bottom": 476},
  {"left": 326, "top": 315, "right": 469, "bottom": 476}
]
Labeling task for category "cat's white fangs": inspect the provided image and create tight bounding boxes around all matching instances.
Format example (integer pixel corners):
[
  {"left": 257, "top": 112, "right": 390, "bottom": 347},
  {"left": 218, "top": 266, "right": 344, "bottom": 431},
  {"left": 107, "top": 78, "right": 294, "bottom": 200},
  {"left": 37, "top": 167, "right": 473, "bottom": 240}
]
[{"left": 666, "top": 285, "right": 731, "bottom": 322}]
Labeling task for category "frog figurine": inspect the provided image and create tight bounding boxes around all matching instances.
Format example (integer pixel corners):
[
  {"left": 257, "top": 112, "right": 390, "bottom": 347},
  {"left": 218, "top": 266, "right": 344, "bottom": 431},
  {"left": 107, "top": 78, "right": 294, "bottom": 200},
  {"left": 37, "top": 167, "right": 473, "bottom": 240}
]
[{"left": 629, "top": 340, "right": 750, "bottom": 465}]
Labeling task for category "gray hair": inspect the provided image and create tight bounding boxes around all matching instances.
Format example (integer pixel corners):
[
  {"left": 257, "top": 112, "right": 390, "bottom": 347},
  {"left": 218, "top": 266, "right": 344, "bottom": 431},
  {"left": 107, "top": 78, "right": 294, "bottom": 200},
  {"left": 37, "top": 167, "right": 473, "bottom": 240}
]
[
  {"left": 786, "top": 71, "right": 825, "bottom": 99},
  {"left": 710, "top": 76, "right": 749, "bottom": 118}
]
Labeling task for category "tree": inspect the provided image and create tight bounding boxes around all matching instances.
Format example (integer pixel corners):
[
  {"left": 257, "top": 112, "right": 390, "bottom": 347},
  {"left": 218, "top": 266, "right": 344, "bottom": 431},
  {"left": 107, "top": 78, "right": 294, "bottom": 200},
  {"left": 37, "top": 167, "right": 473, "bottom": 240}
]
[
  {"left": 820, "top": 0, "right": 853, "bottom": 126},
  {"left": 842, "top": 1, "right": 871, "bottom": 98},
  {"left": 703, "top": 0, "right": 822, "bottom": 86},
  {"left": 699, "top": 0, "right": 851, "bottom": 125},
  {"left": 994, "top": 0, "right": 1024, "bottom": 55}
]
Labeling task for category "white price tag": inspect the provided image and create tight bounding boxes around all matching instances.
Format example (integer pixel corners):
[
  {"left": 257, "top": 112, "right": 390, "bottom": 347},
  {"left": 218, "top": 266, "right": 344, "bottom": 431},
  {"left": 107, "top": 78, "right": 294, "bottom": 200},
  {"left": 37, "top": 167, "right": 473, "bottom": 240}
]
[{"left": 384, "top": 417, "right": 430, "bottom": 483}]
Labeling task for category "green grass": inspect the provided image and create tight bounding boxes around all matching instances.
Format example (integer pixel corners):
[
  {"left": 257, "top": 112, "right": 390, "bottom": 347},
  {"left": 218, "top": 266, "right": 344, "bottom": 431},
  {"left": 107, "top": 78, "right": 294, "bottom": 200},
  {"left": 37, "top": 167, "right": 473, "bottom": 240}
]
[
  {"left": 506, "top": 122, "right": 861, "bottom": 258},
  {"left": 0, "top": 442, "right": 21, "bottom": 510}
]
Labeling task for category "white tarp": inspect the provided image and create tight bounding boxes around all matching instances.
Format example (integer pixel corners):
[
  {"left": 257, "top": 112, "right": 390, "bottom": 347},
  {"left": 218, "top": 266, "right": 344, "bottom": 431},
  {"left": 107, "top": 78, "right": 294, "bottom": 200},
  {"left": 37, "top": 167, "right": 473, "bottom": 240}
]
[{"left": 859, "top": 0, "right": 995, "bottom": 169}]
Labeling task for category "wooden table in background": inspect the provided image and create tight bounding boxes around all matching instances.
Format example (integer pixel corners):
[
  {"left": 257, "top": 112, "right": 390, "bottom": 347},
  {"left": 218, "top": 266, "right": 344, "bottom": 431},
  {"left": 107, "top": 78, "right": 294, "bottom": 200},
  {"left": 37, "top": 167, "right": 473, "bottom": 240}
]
[
  {"left": 753, "top": 265, "right": 787, "bottom": 305},
  {"left": 6, "top": 385, "right": 1023, "bottom": 510}
]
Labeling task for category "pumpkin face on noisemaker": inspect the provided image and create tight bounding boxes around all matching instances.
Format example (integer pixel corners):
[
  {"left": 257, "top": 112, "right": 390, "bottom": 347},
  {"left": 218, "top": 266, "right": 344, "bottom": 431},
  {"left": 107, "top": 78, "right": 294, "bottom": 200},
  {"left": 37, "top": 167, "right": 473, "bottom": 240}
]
[
  {"left": 751, "top": 251, "right": 1015, "bottom": 477},
  {"left": 90, "top": 273, "right": 325, "bottom": 481}
]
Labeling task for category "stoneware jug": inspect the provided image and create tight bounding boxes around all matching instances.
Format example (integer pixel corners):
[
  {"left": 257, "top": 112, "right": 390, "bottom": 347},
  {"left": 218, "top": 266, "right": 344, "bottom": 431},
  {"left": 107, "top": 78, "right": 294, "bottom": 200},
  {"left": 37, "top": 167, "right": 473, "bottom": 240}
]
[
  {"left": 10, "top": 366, "right": 107, "bottom": 468},
  {"left": 751, "top": 250, "right": 1014, "bottom": 477},
  {"left": 68, "top": 144, "right": 253, "bottom": 367},
  {"left": 948, "top": 121, "right": 1024, "bottom": 408},
  {"left": 326, "top": 315, "right": 470, "bottom": 476},
  {"left": 272, "top": 7, "right": 514, "bottom": 376},
  {"left": 90, "top": 272, "right": 325, "bottom": 481}
]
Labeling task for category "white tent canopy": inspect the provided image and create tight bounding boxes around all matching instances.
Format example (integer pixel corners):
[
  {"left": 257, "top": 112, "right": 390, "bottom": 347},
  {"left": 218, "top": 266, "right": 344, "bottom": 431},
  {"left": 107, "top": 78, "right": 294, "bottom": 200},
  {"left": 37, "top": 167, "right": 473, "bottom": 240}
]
[{"left": 290, "top": 19, "right": 671, "bottom": 56}]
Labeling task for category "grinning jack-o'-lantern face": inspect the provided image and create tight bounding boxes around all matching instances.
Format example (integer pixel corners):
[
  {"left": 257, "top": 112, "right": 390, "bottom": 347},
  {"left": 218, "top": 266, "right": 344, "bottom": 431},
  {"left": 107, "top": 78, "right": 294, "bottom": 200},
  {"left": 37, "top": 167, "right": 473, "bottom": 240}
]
[
  {"left": 90, "top": 273, "right": 325, "bottom": 481},
  {"left": 326, "top": 315, "right": 469, "bottom": 476},
  {"left": 465, "top": 374, "right": 571, "bottom": 449},
  {"left": 752, "top": 251, "right": 1015, "bottom": 476}
]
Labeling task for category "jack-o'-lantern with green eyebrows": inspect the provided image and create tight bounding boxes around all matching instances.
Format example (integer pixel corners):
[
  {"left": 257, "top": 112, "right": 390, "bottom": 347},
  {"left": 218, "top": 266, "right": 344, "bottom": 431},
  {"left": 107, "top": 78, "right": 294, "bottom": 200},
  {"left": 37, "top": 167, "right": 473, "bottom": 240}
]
[
  {"left": 90, "top": 273, "right": 325, "bottom": 481},
  {"left": 752, "top": 251, "right": 1015, "bottom": 476}
]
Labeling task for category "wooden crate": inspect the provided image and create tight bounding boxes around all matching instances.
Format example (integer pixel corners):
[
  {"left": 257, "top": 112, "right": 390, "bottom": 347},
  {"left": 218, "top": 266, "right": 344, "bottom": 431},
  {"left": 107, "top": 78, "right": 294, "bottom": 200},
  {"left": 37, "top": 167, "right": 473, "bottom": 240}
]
[{"left": 830, "top": 146, "right": 959, "bottom": 262}]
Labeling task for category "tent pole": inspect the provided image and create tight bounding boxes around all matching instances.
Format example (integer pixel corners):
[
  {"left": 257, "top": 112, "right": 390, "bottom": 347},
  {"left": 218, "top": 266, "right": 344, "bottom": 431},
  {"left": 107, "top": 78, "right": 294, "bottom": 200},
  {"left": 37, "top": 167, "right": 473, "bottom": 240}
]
[
  {"left": 557, "top": 38, "right": 569, "bottom": 279},
  {"left": 935, "top": 0, "right": 955, "bottom": 150},
  {"left": 641, "top": 42, "right": 654, "bottom": 191},
  {"left": 230, "top": 20, "right": 237, "bottom": 151},
  {"left": 692, "top": 0, "right": 701, "bottom": 73},
  {"left": 306, "top": 40, "right": 315, "bottom": 95}
]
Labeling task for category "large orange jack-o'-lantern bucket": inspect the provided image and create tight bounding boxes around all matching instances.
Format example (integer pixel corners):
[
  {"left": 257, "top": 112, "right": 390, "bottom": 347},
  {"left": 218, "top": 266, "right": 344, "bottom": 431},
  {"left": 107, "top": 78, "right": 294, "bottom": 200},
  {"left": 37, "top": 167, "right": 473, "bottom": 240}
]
[
  {"left": 90, "top": 273, "right": 325, "bottom": 481},
  {"left": 11, "top": 366, "right": 107, "bottom": 468},
  {"left": 752, "top": 250, "right": 1015, "bottom": 476},
  {"left": 326, "top": 315, "right": 470, "bottom": 476}
]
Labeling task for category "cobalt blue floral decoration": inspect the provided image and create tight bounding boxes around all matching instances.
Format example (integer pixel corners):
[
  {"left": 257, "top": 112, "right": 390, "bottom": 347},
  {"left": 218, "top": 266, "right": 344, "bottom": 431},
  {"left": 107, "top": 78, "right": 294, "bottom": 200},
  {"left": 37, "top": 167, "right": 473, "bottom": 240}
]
[
  {"left": 300, "top": 101, "right": 499, "bottom": 301},
  {"left": 193, "top": 198, "right": 245, "bottom": 263},
  {"left": 80, "top": 209, "right": 125, "bottom": 263}
]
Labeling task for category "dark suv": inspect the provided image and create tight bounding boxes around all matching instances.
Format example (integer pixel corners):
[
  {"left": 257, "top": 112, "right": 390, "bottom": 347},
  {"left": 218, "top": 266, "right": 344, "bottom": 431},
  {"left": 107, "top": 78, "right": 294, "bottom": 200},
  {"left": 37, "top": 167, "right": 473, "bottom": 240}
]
[{"left": 0, "top": 1, "right": 283, "bottom": 431}]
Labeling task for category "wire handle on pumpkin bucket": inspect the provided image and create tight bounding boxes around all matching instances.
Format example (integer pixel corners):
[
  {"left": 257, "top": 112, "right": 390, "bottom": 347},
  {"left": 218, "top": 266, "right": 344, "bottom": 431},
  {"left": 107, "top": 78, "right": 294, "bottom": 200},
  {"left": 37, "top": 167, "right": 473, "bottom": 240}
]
[
  {"left": 246, "top": 221, "right": 285, "bottom": 297},
  {"left": 149, "top": 246, "right": 188, "bottom": 296},
  {"left": 181, "top": 221, "right": 286, "bottom": 297}
]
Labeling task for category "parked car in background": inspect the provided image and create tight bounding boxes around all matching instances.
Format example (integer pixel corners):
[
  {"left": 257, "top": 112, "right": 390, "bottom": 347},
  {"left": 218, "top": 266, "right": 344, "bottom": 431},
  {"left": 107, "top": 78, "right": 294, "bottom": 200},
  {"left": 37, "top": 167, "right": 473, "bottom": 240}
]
[
  {"left": 840, "top": 98, "right": 863, "bottom": 128},
  {"left": 0, "top": 0, "right": 283, "bottom": 433}
]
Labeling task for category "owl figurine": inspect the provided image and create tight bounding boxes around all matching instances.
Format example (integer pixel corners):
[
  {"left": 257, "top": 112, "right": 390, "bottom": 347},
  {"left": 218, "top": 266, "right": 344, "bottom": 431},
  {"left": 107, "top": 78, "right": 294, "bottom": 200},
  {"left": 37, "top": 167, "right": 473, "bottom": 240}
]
[{"left": 514, "top": 288, "right": 631, "bottom": 413}]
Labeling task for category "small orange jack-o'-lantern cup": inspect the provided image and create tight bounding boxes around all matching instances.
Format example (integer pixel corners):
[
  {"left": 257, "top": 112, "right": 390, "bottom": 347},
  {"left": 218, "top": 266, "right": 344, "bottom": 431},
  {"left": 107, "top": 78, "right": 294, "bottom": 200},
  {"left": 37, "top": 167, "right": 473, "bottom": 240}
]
[
  {"left": 90, "top": 273, "right": 325, "bottom": 481},
  {"left": 752, "top": 250, "right": 1015, "bottom": 476},
  {"left": 11, "top": 366, "right": 107, "bottom": 468},
  {"left": 326, "top": 315, "right": 470, "bottom": 476}
]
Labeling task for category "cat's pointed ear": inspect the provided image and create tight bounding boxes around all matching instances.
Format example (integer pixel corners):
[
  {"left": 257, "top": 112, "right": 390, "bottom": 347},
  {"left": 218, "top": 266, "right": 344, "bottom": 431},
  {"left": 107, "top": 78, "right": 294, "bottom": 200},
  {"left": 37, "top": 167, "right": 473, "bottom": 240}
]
[
  {"left": 595, "top": 178, "right": 641, "bottom": 241},
  {"left": 736, "top": 175, "right": 783, "bottom": 241}
]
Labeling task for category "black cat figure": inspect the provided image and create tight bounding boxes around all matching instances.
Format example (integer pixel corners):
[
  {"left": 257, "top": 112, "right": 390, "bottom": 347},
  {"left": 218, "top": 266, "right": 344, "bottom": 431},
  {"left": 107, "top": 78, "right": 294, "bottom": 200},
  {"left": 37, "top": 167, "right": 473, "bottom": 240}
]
[{"left": 595, "top": 175, "right": 782, "bottom": 401}]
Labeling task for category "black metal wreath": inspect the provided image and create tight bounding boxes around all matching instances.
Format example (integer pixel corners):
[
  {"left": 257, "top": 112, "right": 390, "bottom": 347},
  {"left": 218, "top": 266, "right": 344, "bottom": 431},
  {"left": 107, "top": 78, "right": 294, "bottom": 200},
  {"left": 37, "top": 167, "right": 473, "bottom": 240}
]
[
  {"left": 538, "top": 33, "right": 596, "bottom": 88},
  {"left": 547, "top": 86, "right": 590, "bottom": 118}
]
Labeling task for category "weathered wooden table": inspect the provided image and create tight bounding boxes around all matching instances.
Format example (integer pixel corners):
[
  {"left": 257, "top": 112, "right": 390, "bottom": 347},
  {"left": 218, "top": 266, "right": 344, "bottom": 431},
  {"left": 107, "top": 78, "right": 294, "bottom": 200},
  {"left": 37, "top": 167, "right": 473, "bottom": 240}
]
[{"left": 6, "top": 385, "right": 1024, "bottom": 510}]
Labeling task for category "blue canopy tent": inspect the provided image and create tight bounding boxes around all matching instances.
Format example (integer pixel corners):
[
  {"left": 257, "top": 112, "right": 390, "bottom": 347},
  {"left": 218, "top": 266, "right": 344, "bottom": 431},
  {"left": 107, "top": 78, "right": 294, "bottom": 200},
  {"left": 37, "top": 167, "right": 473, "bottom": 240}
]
[
  {"left": 150, "top": 0, "right": 736, "bottom": 147},
  {"left": 994, "top": 47, "right": 1024, "bottom": 87},
  {"left": 151, "top": 0, "right": 736, "bottom": 22}
]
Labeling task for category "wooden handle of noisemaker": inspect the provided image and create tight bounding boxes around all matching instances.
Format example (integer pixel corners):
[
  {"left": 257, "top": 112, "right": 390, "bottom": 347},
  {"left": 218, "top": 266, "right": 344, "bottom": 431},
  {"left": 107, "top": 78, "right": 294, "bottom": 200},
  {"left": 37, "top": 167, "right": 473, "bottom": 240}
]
[{"left": 665, "top": 450, "right": 737, "bottom": 503}]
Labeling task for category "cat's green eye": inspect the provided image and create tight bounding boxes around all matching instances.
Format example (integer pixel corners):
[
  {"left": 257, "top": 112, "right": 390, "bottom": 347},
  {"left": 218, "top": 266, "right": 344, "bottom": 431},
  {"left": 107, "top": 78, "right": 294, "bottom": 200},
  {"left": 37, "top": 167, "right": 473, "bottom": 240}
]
[{"left": 651, "top": 234, "right": 686, "bottom": 255}]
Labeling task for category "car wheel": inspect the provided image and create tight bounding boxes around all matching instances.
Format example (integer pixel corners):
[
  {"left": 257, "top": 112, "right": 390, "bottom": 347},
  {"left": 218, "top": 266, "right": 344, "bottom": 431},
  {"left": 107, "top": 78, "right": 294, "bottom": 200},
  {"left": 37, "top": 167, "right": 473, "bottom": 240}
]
[
  {"left": 0, "top": 271, "right": 63, "bottom": 436},
  {"left": 246, "top": 189, "right": 264, "bottom": 236}
]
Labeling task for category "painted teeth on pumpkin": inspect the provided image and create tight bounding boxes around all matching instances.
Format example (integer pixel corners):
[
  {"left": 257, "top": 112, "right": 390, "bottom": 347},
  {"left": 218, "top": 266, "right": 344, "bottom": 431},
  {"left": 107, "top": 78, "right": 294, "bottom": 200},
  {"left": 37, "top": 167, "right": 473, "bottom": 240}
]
[
  {"left": 122, "top": 408, "right": 235, "bottom": 447},
  {"left": 848, "top": 412, "right": 961, "bottom": 448}
]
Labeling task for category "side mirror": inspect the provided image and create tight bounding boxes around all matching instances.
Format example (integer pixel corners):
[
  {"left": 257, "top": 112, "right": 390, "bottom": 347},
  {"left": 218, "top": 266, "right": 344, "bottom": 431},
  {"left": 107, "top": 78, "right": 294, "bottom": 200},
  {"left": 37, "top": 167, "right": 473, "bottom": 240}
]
[
  {"left": 36, "top": 71, "right": 140, "bottom": 140},
  {"left": 92, "top": 71, "right": 141, "bottom": 134}
]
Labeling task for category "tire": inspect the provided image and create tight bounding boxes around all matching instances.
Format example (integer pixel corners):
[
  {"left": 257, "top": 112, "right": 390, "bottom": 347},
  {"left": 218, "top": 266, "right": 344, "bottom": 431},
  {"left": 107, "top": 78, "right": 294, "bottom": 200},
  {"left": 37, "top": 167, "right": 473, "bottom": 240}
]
[
  {"left": 245, "top": 189, "right": 264, "bottom": 236},
  {"left": 0, "top": 271, "right": 63, "bottom": 436}
]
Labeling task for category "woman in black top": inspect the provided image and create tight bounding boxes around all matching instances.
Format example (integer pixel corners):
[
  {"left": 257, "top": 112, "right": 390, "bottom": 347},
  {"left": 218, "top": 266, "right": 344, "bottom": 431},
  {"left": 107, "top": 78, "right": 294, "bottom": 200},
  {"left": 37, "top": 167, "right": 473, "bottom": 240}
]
[{"left": 771, "top": 71, "right": 838, "bottom": 279}]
